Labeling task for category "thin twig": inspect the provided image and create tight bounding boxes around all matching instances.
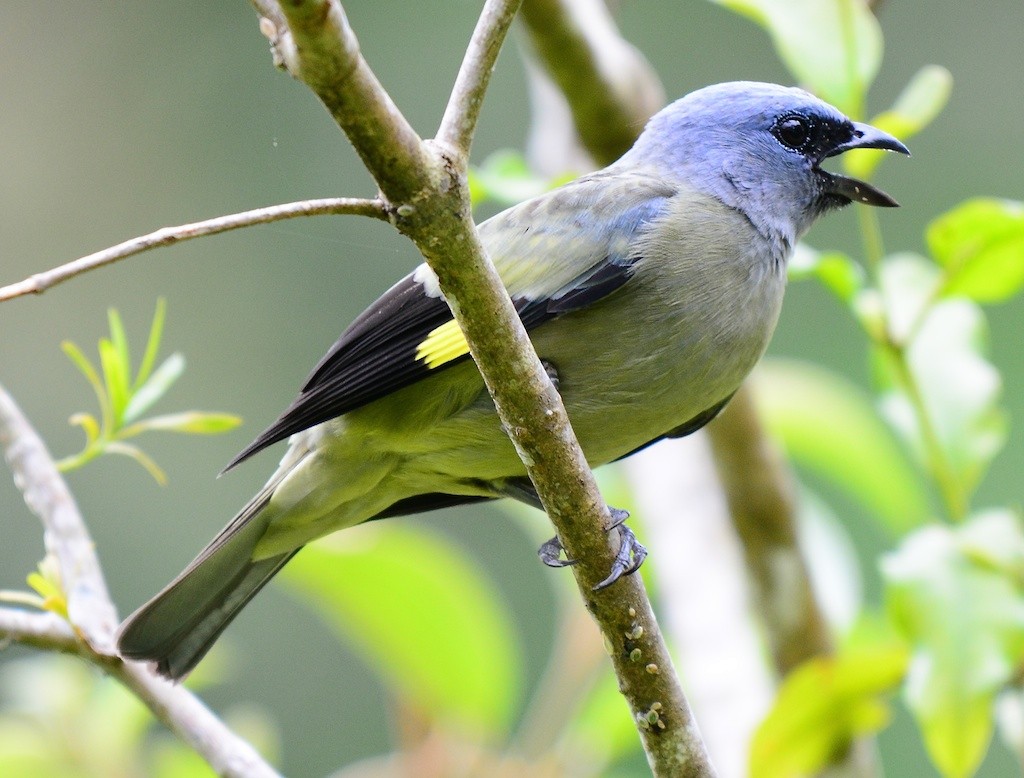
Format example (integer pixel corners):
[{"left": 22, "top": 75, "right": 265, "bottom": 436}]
[
  {"left": 0, "top": 607, "right": 81, "bottom": 653},
  {"left": 0, "top": 383, "right": 281, "bottom": 778},
  {"left": 0, "top": 198, "right": 387, "bottom": 303},
  {"left": 258, "top": 1, "right": 713, "bottom": 773},
  {"left": 437, "top": 0, "right": 522, "bottom": 157}
]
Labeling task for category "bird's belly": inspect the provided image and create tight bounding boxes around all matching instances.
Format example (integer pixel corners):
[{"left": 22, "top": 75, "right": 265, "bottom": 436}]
[{"left": 535, "top": 274, "right": 783, "bottom": 465}]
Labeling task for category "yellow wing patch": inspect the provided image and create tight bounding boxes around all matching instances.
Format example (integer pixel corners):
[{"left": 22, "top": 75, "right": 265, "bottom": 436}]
[{"left": 416, "top": 319, "right": 470, "bottom": 369}]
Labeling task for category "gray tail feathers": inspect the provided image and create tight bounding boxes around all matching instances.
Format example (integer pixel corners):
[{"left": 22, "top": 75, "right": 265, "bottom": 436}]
[{"left": 117, "top": 488, "right": 299, "bottom": 680}]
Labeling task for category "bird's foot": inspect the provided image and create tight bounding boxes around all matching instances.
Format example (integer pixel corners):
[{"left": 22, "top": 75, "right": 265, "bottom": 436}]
[
  {"left": 536, "top": 507, "right": 647, "bottom": 589},
  {"left": 538, "top": 534, "right": 577, "bottom": 568},
  {"left": 541, "top": 359, "right": 560, "bottom": 391},
  {"left": 593, "top": 523, "right": 647, "bottom": 590}
]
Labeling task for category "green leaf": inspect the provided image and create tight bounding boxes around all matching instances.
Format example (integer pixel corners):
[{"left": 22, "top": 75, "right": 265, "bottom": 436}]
[
  {"left": 25, "top": 556, "right": 67, "bottom": 619},
  {"left": 280, "top": 524, "right": 523, "bottom": 735},
  {"left": 67, "top": 412, "right": 101, "bottom": 446},
  {"left": 710, "top": 0, "right": 882, "bottom": 115},
  {"left": 753, "top": 359, "right": 930, "bottom": 533},
  {"left": 98, "top": 337, "right": 131, "bottom": 424},
  {"left": 878, "top": 299, "right": 1006, "bottom": 498},
  {"left": 877, "top": 251, "right": 941, "bottom": 344},
  {"left": 107, "top": 307, "right": 131, "bottom": 379},
  {"left": 882, "top": 513, "right": 1024, "bottom": 777},
  {"left": 135, "top": 297, "right": 167, "bottom": 390},
  {"left": 750, "top": 642, "right": 908, "bottom": 777},
  {"left": 469, "top": 150, "right": 555, "bottom": 207},
  {"left": 788, "top": 243, "right": 865, "bottom": 304},
  {"left": 123, "top": 353, "right": 185, "bottom": 424},
  {"left": 844, "top": 65, "right": 953, "bottom": 180},
  {"left": 61, "top": 340, "right": 111, "bottom": 431},
  {"left": 927, "top": 198, "right": 1024, "bottom": 303},
  {"left": 120, "top": 410, "right": 241, "bottom": 438}
]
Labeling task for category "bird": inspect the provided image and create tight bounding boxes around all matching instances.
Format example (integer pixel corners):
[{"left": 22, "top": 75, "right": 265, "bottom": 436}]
[{"left": 117, "top": 81, "right": 908, "bottom": 680}]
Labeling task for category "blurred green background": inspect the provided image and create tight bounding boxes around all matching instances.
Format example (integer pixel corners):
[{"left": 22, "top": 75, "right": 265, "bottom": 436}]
[{"left": 0, "top": 2, "right": 1021, "bottom": 775}]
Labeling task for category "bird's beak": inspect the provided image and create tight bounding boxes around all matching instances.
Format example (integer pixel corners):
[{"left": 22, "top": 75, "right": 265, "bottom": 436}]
[{"left": 818, "top": 121, "right": 910, "bottom": 207}]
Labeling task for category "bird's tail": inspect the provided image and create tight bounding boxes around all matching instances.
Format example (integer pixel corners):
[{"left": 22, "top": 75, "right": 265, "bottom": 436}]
[{"left": 117, "top": 487, "right": 298, "bottom": 680}]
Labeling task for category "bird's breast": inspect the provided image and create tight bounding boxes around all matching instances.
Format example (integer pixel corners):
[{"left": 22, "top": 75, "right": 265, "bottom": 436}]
[{"left": 533, "top": 195, "right": 787, "bottom": 465}]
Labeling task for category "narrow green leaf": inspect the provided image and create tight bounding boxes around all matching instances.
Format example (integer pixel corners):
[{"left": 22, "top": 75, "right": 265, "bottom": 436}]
[
  {"left": 882, "top": 514, "right": 1024, "bottom": 778},
  {"left": 710, "top": 0, "right": 882, "bottom": 116},
  {"left": 107, "top": 307, "right": 132, "bottom": 381},
  {"left": 120, "top": 411, "right": 241, "bottom": 438},
  {"left": 927, "top": 198, "right": 1024, "bottom": 303},
  {"left": 98, "top": 338, "right": 130, "bottom": 425},
  {"left": 280, "top": 524, "right": 523, "bottom": 735},
  {"left": 123, "top": 353, "right": 185, "bottom": 424},
  {"left": 844, "top": 65, "right": 953, "bottom": 180},
  {"left": 135, "top": 297, "right": 167, "bottom": 390},
  {"left": 61, "top": 340, "right": 112, "bottom": 432},
  {"left": 104, "top": 441, "right": 167, "bottom": 485},
  {"left": 750, "top": 643, "right": 908, "bottom": 778},
  {"left": 753, "top": 359, "right": 930, "bottom": 534},
  {"left": 25, "top": 556, "right": 67, "bottom": 619},
  {"left": 66, "top": 412, "right": 101, "bottom": 446}
]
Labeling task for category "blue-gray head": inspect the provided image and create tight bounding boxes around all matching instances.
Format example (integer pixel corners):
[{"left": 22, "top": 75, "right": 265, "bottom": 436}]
[{"left": 620, "top": 82, "right": 909, "bottom": 252}]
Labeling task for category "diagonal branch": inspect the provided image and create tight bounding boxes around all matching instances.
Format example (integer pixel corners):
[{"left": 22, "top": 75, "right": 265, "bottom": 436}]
[
  {"left": 0, "top": 197, "right": 387, "bottom": 303},
  {"left": 0, "top": 384, "right": 281, "bottom": 778},
  {"left": 0, "top": 384, "right": 117, "bottom": 648},
  {"left": 255, "top": 1, "right": 713, "bottom": 773}
]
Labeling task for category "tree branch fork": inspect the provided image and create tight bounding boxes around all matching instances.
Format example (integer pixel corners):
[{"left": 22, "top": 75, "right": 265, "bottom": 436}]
[{"left": 0, "top": 1, "right": 715, "bottom": 775}]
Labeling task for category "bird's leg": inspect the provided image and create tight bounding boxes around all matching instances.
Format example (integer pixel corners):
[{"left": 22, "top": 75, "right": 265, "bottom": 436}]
[
  {"left": 500, "top": 440, "right": 647, "bottom": 587},
  {"left": 537, "top": 506, "right": 646, "bottom": 589}
]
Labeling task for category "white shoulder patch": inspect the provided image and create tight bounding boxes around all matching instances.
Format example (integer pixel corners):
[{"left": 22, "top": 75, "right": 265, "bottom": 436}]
[{"left": 413, "top": 263, "right": 444, "bottom": 299}]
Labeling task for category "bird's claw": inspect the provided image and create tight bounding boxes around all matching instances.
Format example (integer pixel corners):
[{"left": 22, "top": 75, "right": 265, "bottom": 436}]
[
  {"left": 538, "top": 535, "right": 576, "bottom": 567},
  {"left": 606, "top": 506, "right": 630, "bottom": 530},
  {"left": 537, "top": 506, "right": 647, "bottom": 588},
  {"left": 593, "top": 524, "right": 648, "bottom": 591}
]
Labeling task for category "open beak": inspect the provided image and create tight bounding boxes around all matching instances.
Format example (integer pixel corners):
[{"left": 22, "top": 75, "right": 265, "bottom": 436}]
[{"left": 818, "top": 121, "right": 910, "bottom": 207}]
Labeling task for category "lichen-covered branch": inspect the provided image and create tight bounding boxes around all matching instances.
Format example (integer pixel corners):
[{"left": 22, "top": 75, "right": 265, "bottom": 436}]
[
  {"left": 253, "top": 1, "right": 712, "bottom": 773},
  {"left": 0, "top": 384, "right": 281, "bottom": 778},
  {"left": 0, "top": 198, "right": 387, "bottom": 303}
]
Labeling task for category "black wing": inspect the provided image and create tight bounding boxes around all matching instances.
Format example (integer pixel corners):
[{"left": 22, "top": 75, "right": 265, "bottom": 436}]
[{"left": 225, "top": 181, "right": 673, "bottom": 470}]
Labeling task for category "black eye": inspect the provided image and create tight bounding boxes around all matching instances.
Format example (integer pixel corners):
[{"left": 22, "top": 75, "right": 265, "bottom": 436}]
[{"left": 774, "top": 115, "right": 811, "bottom": 150}]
